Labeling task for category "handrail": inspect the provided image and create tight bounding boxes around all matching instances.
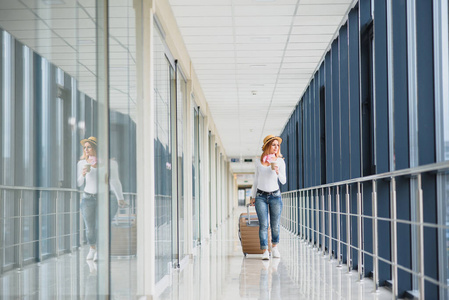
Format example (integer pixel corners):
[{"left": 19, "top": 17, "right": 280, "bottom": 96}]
[
  {"left": 0, "top": 185, "right": 137, "bottom": 196},
  {"left": 280, "top": 160, "right": 449, "bottom": 298},
  {"left": 0, "top": 185, "right": 79, "bottom": 192},
  {"left": 282, "top": 160, "right": 449, "bottom": 193}
]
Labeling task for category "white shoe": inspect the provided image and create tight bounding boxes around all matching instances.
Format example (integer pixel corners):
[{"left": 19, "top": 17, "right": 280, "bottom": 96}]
[
  {"left": 93, "top": 251, "right": 98, "bottom": 262},
  {"left": 272, "top": 247, "right": 281, "bottom": 258},
  {"left": 86, "top": 248, "right": 96, "bottom": 260},
  {"left": 86, "top": 260, "right": 97, "bottom": 274},
  {"left": 262, "top": 250, "right": 270, "bottom": 260}
]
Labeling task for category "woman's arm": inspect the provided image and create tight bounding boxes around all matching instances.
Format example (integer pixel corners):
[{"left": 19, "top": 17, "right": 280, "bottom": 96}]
[
  {"left": 277, "top": 159, "right": 286, "bottom": 185},
  {"left": 77, "top": 161, "right": 85, "bottom": 187},
  {"left": 110, "top": 160, "right": 125, "bottom": 204}
]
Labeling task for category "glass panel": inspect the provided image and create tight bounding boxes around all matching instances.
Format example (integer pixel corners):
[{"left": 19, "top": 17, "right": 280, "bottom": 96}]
[
  {"left": 0, "top": 0, "right": 105, "bottom": 297},
  {"left": 108, "top": 0, "right": 138, "bottom": 297},
  {"left": 177, "top": 72, "right": 185, "bottom": 260},
  {"left": 192, "top": 103, "right": 199, "bottom": 246},
  {"left": 154, "top": 22, "right": 173, "bottom": 283}
]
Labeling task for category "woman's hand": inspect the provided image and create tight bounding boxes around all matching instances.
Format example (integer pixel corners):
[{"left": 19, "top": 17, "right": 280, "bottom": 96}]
[
  {"left": 274, "top": 166, "right": 279, "bottom": 175},
  {"left": 82, "top": 167, "right": 88, "bottom": 177},
  {"left": 250, "top": 197, "right": 255, "bottom": 205},
  {"left": 118, "top": 199, "right": 128, "bottom": 207}
]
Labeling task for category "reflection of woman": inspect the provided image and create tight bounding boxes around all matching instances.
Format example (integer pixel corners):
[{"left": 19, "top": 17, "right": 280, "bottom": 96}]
[
  {"left": 77, "top": 136, "right": 126, "bottom": 261},
  {"left": 250, "top": 135, "right": 286, "bottom": 260}
]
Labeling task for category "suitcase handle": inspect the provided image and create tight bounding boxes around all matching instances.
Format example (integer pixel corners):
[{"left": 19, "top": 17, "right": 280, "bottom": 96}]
[{"left": 247, "top": 203, "right": 255, "bottom": 225}]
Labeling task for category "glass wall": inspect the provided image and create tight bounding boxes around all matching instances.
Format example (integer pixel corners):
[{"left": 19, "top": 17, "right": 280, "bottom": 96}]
[
  {"left": 0, "top": 0, "right": 138, "bottom": 297},
  {"left": 177, "top": 70, "right": 186, "bottom": 261},
  {"left": 192, "top": 102, "right": 200, "bottom": 247},
  {"left": 108, "top": 0, "right": 138, "bottom": 297},
  {"left": 154, "top": 21, "right": 173, "bottom": 283}
]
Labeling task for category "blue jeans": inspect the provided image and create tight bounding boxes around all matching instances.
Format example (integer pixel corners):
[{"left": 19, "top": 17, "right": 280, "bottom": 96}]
[
  {"left": 81, "top": 193, "right": 118, "bottom": 245},
  {"left": 255, "top": 189, "right": 283, "bottom": 250}
]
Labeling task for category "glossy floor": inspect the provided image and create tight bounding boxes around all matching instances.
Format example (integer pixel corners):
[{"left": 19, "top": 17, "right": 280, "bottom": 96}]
[
  {"left": 0, "top": 206, "right": 392, "bottom": 299},
  {"left": 158, "top": 206, "right": 392, "bottom": 300}
]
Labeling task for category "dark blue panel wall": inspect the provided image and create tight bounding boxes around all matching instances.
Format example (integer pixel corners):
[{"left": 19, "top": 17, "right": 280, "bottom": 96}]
[
  {"left": 325, "top": 52, "right": 333, "bottom": 184},
  {"left": 348, "top": 6, "right": 361, "bottom": 180},
  {"left": 331, "top": 39, "right": 341, "bottom": 183},
  {"left": 339, "top": 25, "right": 350, "bottom": 181},
  {"left": 277, "top": 1, "right": 442, "bottom": 296}
]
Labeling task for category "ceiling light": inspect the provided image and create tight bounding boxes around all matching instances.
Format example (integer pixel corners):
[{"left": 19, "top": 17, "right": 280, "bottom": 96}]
[
  {"left": 42, "top": 0, "right": 65, "bottom": 4},
  {"left": 250, "top": 65, "right": 267, "bottom": 68},
  {"left": 78, "top": 40, "right": 95, "bottom": 45},
  {"left": 251, "top": 37, "right": 271, "bottom": 42}
]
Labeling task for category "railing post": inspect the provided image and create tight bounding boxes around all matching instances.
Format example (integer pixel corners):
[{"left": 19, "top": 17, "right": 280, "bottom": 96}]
[
  {"left": 328, "top": 187, "right": 332, "bottom": 260},
  {"left": 301, "top": 191, "right": 306, "bottom": 240},
  {"left": 56, "top": 191, "right": 59, "bottom": 258},
  {"left": 357, "top": 182, "right": 363, "bottom": 280},
  {"left": 417, "top": 174, "right": 425, "bottom": 299},
  {"left": 290, "top": 193, "right": 293, "bottom": 233},
  {"left": 39, "top": 191, "right": 43, "bottom": 262},
  {"left": 18, "top": 190, "right": 23, "bottom": 271},
  {"left": 346, "top": 184, "right": 351, "bottom": 272},
  {"left": 391, "top": 177, "right": 398, "bottom": 299},
  {"left": 337, "top": 185, "right": 341, "bottom": 266},
  {"left": 295, "top": 191, "right": 299, "bottom": 236},
  {"left": 315, "top": 189, "right": 319, "bottom": 249},
  {"left": 70, "top": 191, "right": 73, "bottom": 253},
  {"left": 289, "top": 193, "right": 292, "bottom": 233},
  {"left": 306, "top": 190, "right": 309, "bottom": 243},
  {"left": 321, "top": 188, "right": 325, "bottom": 255},
  {"left": 372, "top": 180, "right": 379, "bottom": 291},
  {"left": 291, "top": 193, "right": 293, "bottom": 233},
  {"left": 311, "top": 189, "right": 315, "bottom": 247},
  {"left": 0, "top": 188, "right": 2, "bottom": 275}
]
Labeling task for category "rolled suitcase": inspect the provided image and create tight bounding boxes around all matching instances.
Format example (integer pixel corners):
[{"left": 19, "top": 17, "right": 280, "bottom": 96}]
[
  {"left": 238, "top": 204, "right": 271, "bottom": 256},
  {"left": 111, "top": 205, "right": 137, "bottom": 257}
]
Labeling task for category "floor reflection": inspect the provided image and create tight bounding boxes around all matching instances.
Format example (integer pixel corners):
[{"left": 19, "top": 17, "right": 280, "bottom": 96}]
[
  {"left": 1, "top": 206, "right": 392, "bottom": 299},
  {"left": 158, "top": 206, "right": 392, "bottom": 300},
  {"left": 0, "top": 246, "right": 136, "bottom": 299}
]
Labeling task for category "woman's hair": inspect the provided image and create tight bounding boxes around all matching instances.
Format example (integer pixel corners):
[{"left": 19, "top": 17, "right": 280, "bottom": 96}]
[
  {"left": 80, "top": 141, "right": 97, "bottom": 160},
  {"left": 260, "top": 139, "right": 282, "bottom": 163}
]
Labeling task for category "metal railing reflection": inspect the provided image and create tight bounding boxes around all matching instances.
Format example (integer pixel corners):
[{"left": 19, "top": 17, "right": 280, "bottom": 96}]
[
  {"left": 0, "top": 185, "right": 137, "bottom": 275},
  {"left": 281, "top": 161, "right": 449, "bottom": 299}
]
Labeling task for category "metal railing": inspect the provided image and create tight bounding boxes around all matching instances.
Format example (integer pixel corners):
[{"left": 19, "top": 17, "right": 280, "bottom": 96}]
[
  {"left": 0, "top": 185, "right": 137, "bottom": 275},
  {"left": 281, "top": 161, "right": 449, "bottom": 299}
]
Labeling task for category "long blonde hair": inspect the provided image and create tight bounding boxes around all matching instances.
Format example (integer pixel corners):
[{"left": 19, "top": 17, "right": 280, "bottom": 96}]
[
  {"left": 260, "top": 139, "right": 282, "bottom": 163},
  {"left": 80, "top": 141, "right": 97, "bottom": 160}
]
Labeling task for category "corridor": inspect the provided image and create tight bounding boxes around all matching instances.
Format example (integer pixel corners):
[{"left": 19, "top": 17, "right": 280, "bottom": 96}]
[{"left": 158, "top": 206, "right": 392, "bottom": 300}]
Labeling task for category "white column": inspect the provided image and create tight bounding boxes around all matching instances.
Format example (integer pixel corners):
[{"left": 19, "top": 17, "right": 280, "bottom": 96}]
[
  {"left": 136, "top": 0, "right": 156, "bottom": 297},
  {"left": 185, "top": 80, "right": 193, "bottom": 255}
]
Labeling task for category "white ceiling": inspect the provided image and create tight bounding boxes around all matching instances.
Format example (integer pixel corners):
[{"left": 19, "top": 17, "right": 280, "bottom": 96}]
[
  {"left": 0, "top": 0, "right": 137, "bottom": 120},
  {"left": 169, "top": 0, "right": 354, "bottom": 173},
  {"left": 0, "top": 0, "right": 355, "bottom": 175}
]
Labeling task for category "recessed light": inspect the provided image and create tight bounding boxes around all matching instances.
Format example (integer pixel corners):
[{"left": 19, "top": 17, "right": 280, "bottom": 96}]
[
  {"left": 42, "top": 0, "right": 65, "bottom": 4},
  {"left": 251, "top": 37, "right": 271, "bottom": 42},
  {"left": 250, "top": 65, "right": 267, "bottom": 68},
  {"left": 78, "top": 40, "right": 94, "bottom": 45}
]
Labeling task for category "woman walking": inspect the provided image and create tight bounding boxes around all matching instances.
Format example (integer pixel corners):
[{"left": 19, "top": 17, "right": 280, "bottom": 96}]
[
  {"left": 250, "top": 135, "right": 286, "bottom": 260},
  {"left": 77, "top": 136, "right": 126, "bottom": 261}
]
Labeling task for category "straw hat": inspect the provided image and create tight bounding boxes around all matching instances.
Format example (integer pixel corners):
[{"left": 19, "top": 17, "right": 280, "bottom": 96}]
[
  {"left": 80, "top": 136, "right": 97, "bottom": 146},
  {"left": 262, "top": 135, "right": 282, "bottom": 150}
]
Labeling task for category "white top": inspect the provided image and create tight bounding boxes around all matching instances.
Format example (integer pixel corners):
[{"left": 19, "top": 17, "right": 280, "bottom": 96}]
[
  {"left": 251, "top": 157, "right": 287, "bottom": 197},
  {"left": 77, "top": 159, "right": 124, "bottom": 201}
]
